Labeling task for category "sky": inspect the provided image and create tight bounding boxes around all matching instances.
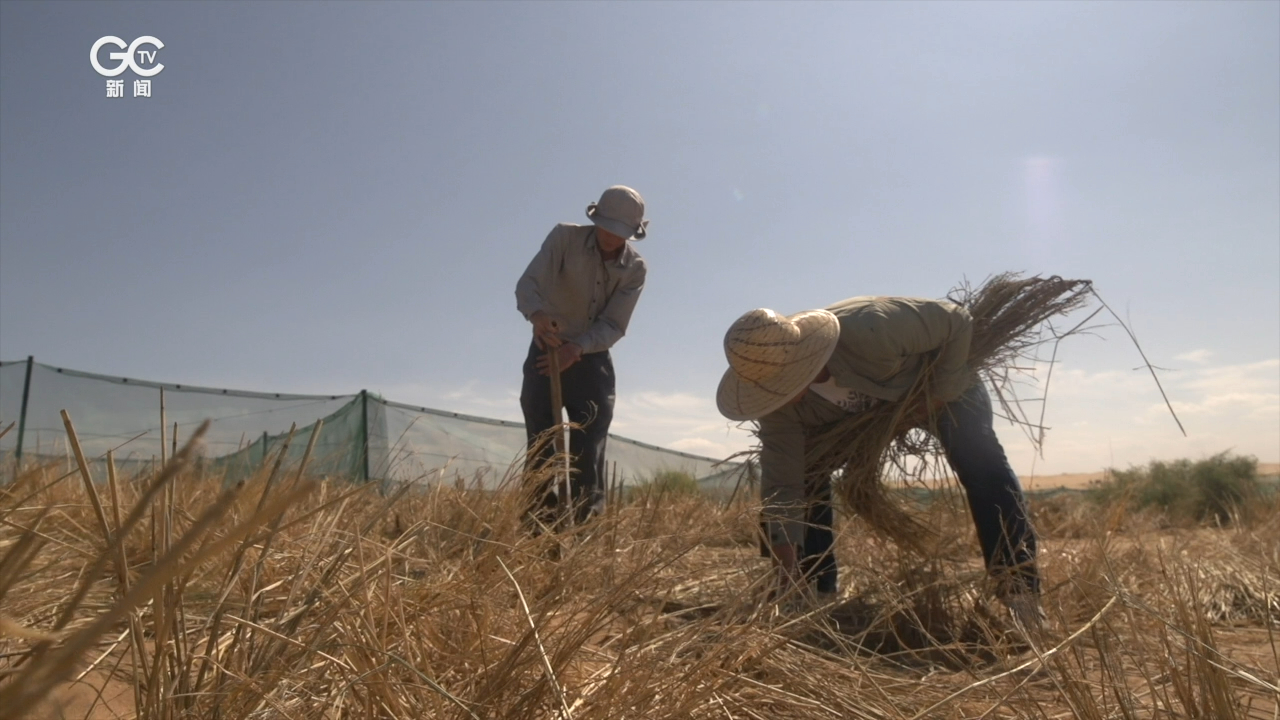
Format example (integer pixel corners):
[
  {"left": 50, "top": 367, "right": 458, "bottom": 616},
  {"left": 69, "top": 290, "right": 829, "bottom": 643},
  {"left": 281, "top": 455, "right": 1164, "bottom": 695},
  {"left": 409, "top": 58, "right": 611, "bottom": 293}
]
[{"left": 1, "top": 1, "right": 1277, "bottom": 480}]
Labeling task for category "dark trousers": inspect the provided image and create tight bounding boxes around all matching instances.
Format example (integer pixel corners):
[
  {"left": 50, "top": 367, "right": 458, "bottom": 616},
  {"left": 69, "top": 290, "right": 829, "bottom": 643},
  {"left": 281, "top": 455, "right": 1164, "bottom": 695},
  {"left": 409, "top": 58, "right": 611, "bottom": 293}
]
[
  {"left": 797, "top": 383, "right": 1039, "bottom": 595},
  {"left": 799, "top": 474, "right": 838, "bottom": 593},
  {"left": 520, "top": 341, "right": 615, "bottom": 525},
  {"left": 757, "top": 463, "right": 840, "bottom": 594},
  {"left": 936, "top": 383, "right": 1039, "bottom": 595}
]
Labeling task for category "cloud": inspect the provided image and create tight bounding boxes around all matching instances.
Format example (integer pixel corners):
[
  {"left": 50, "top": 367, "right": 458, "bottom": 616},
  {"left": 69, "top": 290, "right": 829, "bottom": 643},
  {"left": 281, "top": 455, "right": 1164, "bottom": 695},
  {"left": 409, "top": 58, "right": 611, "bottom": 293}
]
[
  {"left": 371, "top": 380, "right": 522, "bottom": 421},
  {"left": 611, "top": 390, "right": 755, "bottom": 461},
  {"left": 1175, "top": 349, "right": 1214, "bottom": 365},
  {"left": 667, "top": 436, "right": 741, "bottom": 458},
  {"left": 1001, "top": 358, "right": 1279, "bottom": 474}
]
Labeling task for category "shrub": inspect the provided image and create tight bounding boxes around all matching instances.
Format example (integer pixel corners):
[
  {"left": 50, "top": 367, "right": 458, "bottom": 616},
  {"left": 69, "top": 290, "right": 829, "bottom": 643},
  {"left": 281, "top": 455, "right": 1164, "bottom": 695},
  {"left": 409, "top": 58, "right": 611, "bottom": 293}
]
[
  {"left": 627, "top": 470, "right": 701, "bottom": 502},
  {"left": 1087, "top": 452, "right": 1262, "bottom": 526}
]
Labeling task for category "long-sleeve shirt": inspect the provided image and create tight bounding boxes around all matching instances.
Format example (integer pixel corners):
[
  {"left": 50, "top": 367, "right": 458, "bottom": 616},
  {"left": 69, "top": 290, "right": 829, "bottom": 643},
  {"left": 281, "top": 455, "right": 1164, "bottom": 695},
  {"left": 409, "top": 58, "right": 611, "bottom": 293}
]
[
  {"left": 515, "top": 223, "right": 647, "bottom": 355},
  {"left": 758, "top": 297, "right": 975, "bottom": 546}
]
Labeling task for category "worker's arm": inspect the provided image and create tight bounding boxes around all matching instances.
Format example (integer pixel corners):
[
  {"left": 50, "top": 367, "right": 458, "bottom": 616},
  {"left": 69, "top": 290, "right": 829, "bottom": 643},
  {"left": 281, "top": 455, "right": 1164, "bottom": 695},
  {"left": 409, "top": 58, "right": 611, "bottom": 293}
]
[
  {"left": 515, "top": 226, "right": 569, "bottom": 349},
  {"left": 758, "top": 408, "right": 809, "bottom": 589},
  {"left": 570, "top": 258, "right": 646, "bottom": 354}
]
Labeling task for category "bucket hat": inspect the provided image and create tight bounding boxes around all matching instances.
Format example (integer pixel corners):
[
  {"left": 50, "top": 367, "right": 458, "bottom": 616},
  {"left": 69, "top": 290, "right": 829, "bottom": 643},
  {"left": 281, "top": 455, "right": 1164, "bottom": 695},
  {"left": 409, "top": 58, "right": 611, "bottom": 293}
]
[
  {"left": 586, "top": 185, "right": 648, "bottom": 240},
  {"left": 716, "top": 308, "right": 841, "bottom": 421}
]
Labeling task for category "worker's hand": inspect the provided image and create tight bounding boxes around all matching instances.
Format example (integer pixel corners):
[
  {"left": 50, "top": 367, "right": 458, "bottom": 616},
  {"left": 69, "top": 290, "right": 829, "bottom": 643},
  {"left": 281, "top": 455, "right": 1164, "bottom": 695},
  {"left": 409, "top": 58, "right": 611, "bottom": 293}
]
[
  {"left": 536, "top": 342, "right": 583, "bottom": 376},
  {"left": 904, "top": 396, "right": 947, "bottom": 426},
  {"left": 530, "top": 311, "right": 563, "bottom": 349}
]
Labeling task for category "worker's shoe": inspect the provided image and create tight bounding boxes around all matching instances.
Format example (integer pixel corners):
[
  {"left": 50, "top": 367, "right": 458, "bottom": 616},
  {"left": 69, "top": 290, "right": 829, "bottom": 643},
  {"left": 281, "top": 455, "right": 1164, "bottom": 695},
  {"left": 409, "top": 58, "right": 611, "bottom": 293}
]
[{"left": 1001, "top": 591, "right": 1046, "bottom": 634}]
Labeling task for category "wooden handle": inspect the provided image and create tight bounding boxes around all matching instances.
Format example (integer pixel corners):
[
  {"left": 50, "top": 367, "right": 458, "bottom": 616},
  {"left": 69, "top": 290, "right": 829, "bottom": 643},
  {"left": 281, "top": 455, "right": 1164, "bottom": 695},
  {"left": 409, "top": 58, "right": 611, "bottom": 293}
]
[
  {"left": 547, "top": 348, "right": 571, "bottom": 519},
  {"left": 548, "top": 348, "right": 564, "bottom": 451}
]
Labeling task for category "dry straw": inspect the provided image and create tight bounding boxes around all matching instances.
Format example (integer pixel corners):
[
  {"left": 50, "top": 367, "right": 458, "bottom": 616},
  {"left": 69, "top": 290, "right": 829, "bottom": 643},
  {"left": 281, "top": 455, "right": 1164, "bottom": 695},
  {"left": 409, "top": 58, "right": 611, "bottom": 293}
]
[{"left": 2, "top": 403, "right": 1274, "bottom": 718}]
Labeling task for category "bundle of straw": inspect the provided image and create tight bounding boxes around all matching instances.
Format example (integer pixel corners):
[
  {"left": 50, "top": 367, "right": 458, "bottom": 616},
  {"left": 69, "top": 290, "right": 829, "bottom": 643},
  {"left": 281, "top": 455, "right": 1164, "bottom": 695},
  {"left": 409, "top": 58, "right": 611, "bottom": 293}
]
[{"left": 767, "top": 273, "right": 1095, "bottom": 550}]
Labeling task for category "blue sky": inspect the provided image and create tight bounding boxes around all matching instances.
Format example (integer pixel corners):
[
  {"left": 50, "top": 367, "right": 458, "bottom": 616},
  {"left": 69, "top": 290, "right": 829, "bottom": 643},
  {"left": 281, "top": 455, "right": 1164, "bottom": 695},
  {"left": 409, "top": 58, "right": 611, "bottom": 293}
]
[{"left": 1, "top": 1, "right": 1277, "bottom": 478}]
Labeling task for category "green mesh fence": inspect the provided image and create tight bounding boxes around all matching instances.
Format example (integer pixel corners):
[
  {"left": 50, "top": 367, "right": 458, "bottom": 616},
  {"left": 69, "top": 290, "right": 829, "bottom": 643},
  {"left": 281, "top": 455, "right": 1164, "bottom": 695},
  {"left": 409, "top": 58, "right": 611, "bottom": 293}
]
[{"left": 0, "top": 359, "right": 743, "bottom": 489}]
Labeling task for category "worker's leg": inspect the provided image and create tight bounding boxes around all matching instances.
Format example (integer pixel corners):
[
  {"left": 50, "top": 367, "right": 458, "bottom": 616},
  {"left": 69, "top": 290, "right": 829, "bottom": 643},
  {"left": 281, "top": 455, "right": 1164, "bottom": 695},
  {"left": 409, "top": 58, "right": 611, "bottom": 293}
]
[
  {"left": 562, "top": 350, "right": 615, "bottom": 524},
  {"left": 935, "top": 383, "right": 1039, "bottom": 596},
  {"left": 519, "top": 341, "right": 559, "bottom": 526},
  {"left": 800, "top": 472, "right": 838, "bottom": 594}
]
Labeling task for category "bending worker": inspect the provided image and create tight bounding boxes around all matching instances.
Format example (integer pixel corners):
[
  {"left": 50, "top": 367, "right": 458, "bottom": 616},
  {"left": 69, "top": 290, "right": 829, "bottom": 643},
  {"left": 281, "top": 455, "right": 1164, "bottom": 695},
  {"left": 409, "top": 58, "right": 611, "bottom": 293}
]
[
  {"left": 515, "top": 186, "right": 649, "bottom": 526},
  {"left": 716, "top": 296, "right": 1043, "bottom": 626}
]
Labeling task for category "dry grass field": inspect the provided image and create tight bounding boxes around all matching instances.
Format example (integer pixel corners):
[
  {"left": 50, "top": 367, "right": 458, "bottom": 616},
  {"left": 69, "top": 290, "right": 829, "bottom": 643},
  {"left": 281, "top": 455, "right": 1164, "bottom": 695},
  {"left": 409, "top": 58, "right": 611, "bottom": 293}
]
[{"left": 2, "top": 427, "right": 1277, "bottom": 719}]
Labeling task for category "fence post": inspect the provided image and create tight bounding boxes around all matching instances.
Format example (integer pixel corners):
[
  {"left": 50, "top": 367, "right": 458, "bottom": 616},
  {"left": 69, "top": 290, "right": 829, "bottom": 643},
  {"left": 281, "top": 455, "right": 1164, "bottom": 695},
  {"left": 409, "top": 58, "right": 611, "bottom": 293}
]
[
  {"left": 12, "top": 356, "right": 34, "bottom": 482},
  {"left": 159, "top": 387, "right": 167, "bottom": 467},
  {"left": 360, "top": 390, "right": 370, "bottom": 483}
]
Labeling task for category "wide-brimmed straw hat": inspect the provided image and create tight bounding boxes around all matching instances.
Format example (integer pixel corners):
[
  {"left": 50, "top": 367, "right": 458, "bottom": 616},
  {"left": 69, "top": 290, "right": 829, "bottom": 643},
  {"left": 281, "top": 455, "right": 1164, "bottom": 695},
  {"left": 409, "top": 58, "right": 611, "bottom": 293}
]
[
  {"left": 586, "top": 185, "right": 648, "bottom": 240},
  {"left": 716, "top": 308, "right": 841, "bottom": 421}
]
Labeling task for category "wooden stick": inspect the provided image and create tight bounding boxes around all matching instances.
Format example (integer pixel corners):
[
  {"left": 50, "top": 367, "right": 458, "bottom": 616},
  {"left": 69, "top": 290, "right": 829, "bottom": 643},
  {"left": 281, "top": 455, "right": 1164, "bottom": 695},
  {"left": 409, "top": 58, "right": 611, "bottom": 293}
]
[
  {"left": 259, "top": 423, "right": 298, "bottom": 507},
  {"left": 293, "top": 419, "right": 324, "bottom": 485},
  {"left": 107, "top": 450, "right": 150, "bottom": 713},
  {"left": 547, "top": 349, "right": 570, "bottom": 521},
  {"left": 548, "top": 350, "right": 564, "bottom": 447},
  {"left": 59, "top": 410, "right": 113, "bottom": 550},
  {"left": 610, "top": 461, "right": 619, "bottom": 510},
  {"left": 106, "top": 451, "right": 125, "bottom": 562},
  {"left": 159, "top": 387, "right": 167, "bottom": 467},
  {"left": 60, "top": 406, "right": 146, "bottom": 692}
]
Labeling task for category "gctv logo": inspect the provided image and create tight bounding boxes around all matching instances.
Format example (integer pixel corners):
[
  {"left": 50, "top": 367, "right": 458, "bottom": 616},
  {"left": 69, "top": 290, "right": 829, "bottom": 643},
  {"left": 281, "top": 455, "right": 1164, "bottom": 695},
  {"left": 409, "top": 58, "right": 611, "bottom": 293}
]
[{"left": 91, "top": 36, "right": 164, "bottom": 77}]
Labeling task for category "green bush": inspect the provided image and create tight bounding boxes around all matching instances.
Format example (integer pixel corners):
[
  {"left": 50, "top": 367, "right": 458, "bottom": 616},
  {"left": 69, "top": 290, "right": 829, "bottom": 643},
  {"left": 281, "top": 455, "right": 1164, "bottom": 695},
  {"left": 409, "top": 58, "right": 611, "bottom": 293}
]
[
  {"left": 627, "top": 470, "right": 701, "bottom": 502},
  {"left": 1087, "top": 452, "right": 1262, "bottom": 525}
]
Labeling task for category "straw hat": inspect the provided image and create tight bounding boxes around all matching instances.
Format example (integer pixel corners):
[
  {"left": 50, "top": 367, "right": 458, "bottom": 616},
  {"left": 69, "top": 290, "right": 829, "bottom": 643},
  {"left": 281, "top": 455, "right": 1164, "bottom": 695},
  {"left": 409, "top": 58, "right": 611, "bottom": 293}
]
[
  {"left": 586, "top": 185, "right": 648, "bottom": 240},
  {"left": 716, "top": 308, "right": 841, "bottom": 421}
]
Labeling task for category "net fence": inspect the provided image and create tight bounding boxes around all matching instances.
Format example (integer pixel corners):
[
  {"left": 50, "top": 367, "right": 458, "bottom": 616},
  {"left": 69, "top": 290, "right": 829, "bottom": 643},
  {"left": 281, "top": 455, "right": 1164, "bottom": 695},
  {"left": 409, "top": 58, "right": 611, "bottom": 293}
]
[{"left": 0, "top": 359, "right": 746, "bottom": 491}]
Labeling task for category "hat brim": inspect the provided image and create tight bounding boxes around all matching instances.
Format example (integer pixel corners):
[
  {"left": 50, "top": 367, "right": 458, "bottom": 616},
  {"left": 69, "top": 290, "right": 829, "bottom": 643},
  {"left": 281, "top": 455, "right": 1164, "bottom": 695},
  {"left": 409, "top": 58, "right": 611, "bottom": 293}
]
[
  {"left": 716, "top": 310, "right": 841, "bottom": 421},
  {"left": 586, "top": 205, "right": 647, "bottom": 240}
]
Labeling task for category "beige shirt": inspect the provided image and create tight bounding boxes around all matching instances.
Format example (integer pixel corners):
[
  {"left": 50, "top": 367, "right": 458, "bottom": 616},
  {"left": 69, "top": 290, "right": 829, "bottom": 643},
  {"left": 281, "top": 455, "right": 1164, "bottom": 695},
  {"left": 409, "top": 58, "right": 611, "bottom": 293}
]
[
  {"left": 515, "top": 223, "right": 647, "bottom": 355},
  {"left": 758, "top": 297, "right": 975, "bottom": 546}
]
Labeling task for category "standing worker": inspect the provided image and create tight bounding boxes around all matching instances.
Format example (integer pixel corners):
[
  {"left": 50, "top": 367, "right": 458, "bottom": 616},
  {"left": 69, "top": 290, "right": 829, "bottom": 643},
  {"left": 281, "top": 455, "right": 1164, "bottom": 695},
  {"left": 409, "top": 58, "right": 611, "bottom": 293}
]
[
  {"left": 516, "top": 186, "right": 649, "bottom": 527},
  {"left": 716, "top": 296, "right": 1043, "bottom": 628}
]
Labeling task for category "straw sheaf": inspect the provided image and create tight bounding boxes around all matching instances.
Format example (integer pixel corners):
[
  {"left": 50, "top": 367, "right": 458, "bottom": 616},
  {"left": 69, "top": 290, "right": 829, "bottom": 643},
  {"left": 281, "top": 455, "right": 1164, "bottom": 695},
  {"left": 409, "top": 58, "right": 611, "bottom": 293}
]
[{"left": 717, "top": 309, "right": 840, "bottom": 422}]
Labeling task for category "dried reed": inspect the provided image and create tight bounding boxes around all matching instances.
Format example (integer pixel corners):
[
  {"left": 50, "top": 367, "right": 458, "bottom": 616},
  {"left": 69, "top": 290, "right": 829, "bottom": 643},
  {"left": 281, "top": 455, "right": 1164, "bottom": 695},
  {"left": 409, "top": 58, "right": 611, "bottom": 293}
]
[{"left": 1, "top": 413, "right": 1275, "bottom": 719}]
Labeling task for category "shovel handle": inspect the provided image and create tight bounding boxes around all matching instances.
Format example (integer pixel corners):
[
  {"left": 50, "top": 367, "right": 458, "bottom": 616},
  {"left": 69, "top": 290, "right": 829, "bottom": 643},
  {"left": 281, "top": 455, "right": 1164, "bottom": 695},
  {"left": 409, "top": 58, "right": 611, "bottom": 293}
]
[
  {"left": 548, "top": 347, "right": 564, "bottom": 446},
  {"left": 547, "top": 348, "right": 572, "bottom": 521}
]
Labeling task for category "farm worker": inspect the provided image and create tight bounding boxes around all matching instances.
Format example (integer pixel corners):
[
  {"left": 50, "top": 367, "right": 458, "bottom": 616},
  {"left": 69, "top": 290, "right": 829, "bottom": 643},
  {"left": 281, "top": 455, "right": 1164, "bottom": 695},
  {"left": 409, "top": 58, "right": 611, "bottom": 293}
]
[
  {"left": 716, "top": 297, "right": 1043, "bottom": 627},
  {"left": 515, "top": 186, "right": 649, "bottom": 527}
]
